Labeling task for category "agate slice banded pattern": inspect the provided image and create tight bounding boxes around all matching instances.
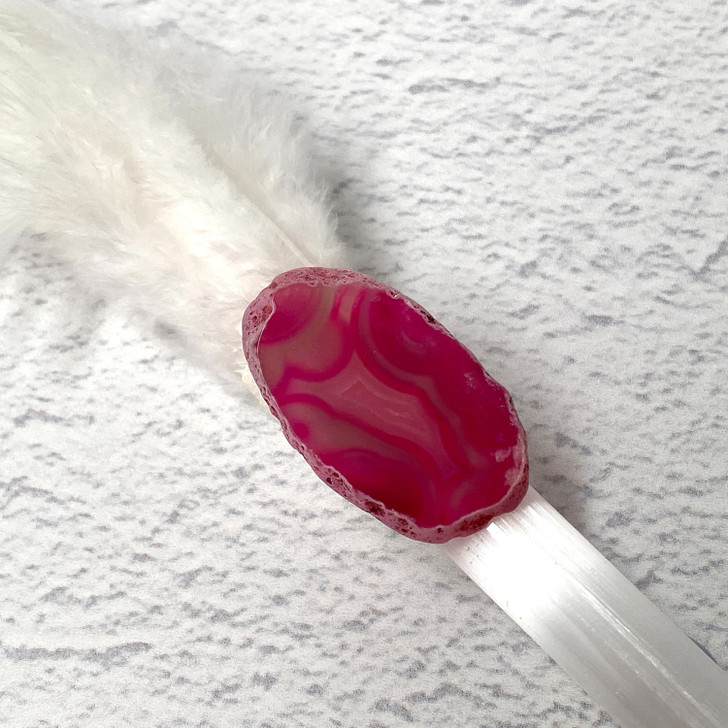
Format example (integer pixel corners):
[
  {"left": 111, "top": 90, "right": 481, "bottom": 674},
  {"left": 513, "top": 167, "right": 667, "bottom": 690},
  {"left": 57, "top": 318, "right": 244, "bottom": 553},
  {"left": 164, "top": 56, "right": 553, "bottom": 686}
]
[{"left": 243, "top": 268, "right": 528, "bottom": 543}]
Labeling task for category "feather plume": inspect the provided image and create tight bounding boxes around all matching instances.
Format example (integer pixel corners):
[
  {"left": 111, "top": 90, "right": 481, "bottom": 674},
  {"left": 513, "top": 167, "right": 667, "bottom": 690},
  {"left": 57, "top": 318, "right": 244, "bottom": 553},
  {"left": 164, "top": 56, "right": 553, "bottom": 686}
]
[{"left": 0, "top": 0, "right": 343, "bottom": 392}]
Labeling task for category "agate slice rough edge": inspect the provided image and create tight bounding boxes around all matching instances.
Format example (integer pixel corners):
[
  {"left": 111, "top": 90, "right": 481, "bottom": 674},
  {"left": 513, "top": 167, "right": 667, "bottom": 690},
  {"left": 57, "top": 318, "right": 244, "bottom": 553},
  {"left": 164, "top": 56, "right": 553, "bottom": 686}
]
[{"left": 242, "top": 267, "right": 528, "bottom": 543}]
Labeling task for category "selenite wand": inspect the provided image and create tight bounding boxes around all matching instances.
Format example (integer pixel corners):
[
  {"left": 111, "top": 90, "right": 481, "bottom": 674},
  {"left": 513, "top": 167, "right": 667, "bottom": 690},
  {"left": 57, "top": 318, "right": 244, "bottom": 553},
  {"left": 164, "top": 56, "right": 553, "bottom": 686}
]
[{"left": 1, "top": 4, "right": 726, "bottom": 727}]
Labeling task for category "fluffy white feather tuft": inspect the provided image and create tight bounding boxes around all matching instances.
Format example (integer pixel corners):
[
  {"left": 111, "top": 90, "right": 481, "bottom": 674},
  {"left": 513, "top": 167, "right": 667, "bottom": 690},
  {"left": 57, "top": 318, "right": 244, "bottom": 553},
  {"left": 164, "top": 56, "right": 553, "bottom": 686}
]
[{"left": 0, "top": 1, "right": 344, "bottom": 392}]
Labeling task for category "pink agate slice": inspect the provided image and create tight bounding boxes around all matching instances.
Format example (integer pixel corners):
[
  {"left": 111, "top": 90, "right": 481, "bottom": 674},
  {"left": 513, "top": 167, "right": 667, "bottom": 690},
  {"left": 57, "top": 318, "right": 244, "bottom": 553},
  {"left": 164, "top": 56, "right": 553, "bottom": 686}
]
[{"left": 242, "top": 268, "right": 528, "bottom": 543}]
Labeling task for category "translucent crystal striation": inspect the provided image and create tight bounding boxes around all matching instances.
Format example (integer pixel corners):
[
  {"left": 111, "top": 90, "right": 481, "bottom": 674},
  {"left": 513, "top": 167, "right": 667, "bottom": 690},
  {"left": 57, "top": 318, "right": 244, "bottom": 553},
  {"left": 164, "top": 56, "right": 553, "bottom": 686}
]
[{"left": 242, "top": 268, "right": 528, "bottom": 543}]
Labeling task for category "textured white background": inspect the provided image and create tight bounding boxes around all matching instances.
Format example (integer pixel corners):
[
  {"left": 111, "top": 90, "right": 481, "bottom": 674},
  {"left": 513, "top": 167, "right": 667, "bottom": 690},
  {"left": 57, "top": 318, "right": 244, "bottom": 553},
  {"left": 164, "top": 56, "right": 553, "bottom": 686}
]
[{"left": 1, "top": 1, "right": 727, "bottom": 727}]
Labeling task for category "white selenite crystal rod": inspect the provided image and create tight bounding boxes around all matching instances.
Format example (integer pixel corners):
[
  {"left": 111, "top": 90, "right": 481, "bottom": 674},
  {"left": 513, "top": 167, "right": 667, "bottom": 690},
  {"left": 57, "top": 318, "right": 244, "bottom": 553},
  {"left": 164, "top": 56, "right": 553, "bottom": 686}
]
[
  {"left": 2, "top": 6, "right": 726, "bottom": 727},
  {"left": 443, "top": 487, "right": 728, "bottom": 728}
]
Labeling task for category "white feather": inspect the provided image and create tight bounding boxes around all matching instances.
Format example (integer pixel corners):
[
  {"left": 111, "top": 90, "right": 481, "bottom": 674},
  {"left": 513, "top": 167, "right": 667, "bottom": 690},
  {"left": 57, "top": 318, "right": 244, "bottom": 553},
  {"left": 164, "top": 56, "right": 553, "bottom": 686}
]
[{"left": 0, "top": 0, "right": 344, "bottom": 392}]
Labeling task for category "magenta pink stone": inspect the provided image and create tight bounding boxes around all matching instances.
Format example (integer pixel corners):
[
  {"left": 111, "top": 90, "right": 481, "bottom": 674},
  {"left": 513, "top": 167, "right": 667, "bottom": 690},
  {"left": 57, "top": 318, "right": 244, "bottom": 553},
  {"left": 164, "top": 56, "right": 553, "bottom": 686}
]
[{"left": 242, "top": 268, "right": 528, "bottom": 543}]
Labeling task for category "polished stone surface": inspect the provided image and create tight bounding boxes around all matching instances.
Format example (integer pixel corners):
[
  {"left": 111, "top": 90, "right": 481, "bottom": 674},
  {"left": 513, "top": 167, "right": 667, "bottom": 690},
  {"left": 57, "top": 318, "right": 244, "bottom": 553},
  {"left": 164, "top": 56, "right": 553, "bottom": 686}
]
[{"left": 243, "top": 268, "right": 528, "bottom": 543}]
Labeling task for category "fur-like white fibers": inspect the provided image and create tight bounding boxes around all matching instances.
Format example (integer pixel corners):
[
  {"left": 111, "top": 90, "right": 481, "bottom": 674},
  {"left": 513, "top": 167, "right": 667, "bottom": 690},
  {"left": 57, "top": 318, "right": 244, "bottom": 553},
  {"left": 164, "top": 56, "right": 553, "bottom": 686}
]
[{"left": 0, "top": 1, "right": 343, "bottom": 392}]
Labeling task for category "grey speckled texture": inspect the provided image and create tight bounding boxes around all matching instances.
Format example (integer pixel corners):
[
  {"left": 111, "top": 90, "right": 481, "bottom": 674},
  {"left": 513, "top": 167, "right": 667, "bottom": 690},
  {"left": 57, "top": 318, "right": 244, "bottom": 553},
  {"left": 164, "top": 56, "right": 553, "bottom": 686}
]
[{"left": 1, "top": 1, "right": 727, "bottom": 727}]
